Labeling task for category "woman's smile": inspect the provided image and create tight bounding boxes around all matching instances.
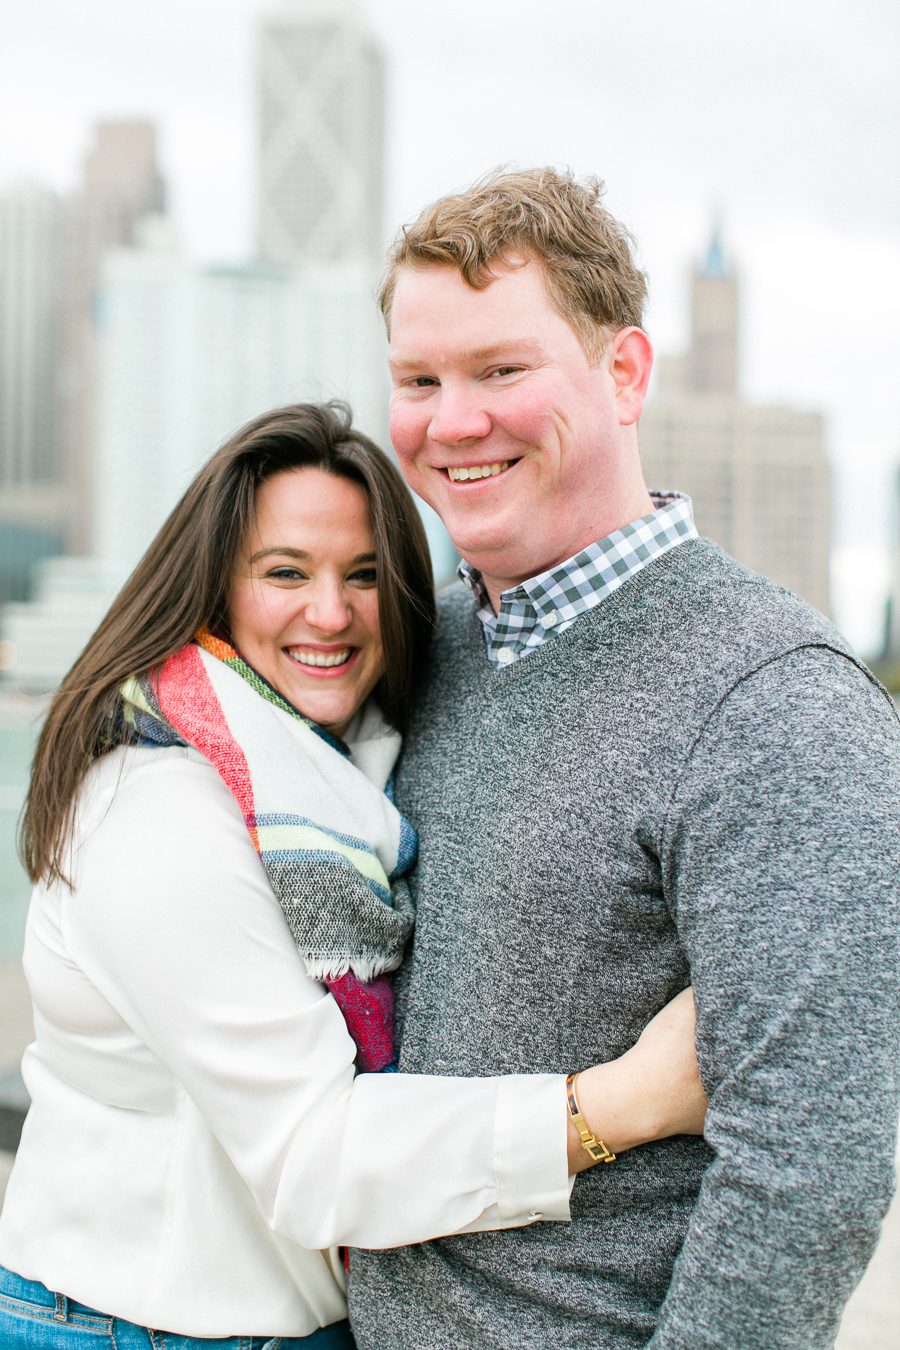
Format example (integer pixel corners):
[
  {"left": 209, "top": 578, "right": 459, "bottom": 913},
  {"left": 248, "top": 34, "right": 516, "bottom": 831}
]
[
  {"left": 284, "top": 644, "right": 357, "bottom": 671},
  {"left": 227, "top": 467, "right": 384, "bottom": 738}
]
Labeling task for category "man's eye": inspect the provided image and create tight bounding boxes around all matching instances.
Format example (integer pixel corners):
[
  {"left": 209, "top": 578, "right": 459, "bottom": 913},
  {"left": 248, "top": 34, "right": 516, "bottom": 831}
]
[
  {"left": 490, "top": 366, "right": 522, "bottom": 378},
  {"left": 409, "top": 376, "right": 438, "bottom": 388}
]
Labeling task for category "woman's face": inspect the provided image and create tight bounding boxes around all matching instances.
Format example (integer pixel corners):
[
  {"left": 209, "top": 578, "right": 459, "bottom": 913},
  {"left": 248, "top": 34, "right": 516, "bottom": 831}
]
[{"left": 227, "top": 467, "right": 384, "bottom": 739}]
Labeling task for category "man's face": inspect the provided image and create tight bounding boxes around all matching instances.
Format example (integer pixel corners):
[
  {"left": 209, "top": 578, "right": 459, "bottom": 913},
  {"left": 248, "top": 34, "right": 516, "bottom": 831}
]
[{"left": 387, "top": 260, "right": 633, "bottom": 593}]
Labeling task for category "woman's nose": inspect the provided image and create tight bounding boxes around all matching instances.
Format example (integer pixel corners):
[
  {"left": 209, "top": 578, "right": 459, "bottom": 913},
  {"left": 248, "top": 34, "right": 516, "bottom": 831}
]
[{"left": 302, "top": 582, "right": 352, "bottom": 633}]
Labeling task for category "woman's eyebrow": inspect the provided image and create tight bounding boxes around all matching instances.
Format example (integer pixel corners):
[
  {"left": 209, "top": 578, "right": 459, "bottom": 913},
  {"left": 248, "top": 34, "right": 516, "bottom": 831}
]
[
  {"left": 249, "top": 546, "right": 311, "bottom": 564},
  {"left": 248, "top": 548, "right": 377, "bottom": 565}
]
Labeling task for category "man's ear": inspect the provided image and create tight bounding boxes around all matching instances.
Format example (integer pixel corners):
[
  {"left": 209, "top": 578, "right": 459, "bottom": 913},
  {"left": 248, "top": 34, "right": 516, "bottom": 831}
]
[{"left": 609, "top": 327, "right": 653, "bottom": 426}]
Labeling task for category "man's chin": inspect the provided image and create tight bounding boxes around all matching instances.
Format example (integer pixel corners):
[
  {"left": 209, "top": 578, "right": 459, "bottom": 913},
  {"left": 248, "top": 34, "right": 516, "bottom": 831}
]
[{"left": 455, "top": 540, "right": 547, "bottom": 592}]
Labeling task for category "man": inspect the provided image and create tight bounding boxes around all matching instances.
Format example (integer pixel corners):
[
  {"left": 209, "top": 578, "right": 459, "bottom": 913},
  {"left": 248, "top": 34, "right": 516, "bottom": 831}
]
[{"left": 349, "top": 168, "right": 900, "bottom": 1348}]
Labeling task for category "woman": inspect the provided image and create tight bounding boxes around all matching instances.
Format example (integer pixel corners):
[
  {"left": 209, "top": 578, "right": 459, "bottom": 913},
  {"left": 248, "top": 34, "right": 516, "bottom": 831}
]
[{"left": 0, "top": 404, "right": 705, "bottom": 1348}]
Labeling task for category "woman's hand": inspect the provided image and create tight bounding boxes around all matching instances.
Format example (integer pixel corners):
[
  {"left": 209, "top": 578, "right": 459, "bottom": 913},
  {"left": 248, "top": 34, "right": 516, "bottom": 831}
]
[{"left": 565, "top": 988, "right": 707, "bottom": 1174}]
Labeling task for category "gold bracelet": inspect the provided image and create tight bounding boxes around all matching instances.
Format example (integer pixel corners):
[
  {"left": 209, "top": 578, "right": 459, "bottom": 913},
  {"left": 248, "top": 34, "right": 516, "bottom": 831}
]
[{"left": 565, "top": 1072, "right": 616, "bottom": 1164}]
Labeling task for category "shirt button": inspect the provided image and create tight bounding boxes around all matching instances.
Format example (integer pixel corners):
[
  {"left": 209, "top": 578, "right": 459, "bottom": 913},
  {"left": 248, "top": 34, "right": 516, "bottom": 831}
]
[
  {"left": 495, "top": 647, "right": 515, "bottom": 666},
  {"left": 539, "top": 610, "right": 558, "bottom": 629}
]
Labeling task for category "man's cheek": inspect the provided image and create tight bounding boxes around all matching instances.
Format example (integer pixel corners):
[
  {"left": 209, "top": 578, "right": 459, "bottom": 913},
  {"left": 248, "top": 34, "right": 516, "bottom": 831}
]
[{"left": 388, "top": 412, "right": 424, "bottom": 475}]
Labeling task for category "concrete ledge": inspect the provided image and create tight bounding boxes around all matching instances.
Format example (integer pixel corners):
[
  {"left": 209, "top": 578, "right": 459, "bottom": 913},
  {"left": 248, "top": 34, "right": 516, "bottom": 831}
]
[{"left": 0, "top": 1105, "right": 26, "bottom": 1155}]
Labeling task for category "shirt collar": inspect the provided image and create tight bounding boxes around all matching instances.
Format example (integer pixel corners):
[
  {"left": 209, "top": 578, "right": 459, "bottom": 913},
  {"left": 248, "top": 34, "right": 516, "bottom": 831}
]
[{"left": 458, "top": 491, "right": 697, "bottom": 654}]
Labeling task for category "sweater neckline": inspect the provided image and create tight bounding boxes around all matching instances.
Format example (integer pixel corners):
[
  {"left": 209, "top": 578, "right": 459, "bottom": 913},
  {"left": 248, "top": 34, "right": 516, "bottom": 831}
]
[{"left": 453, "top": 537, "right": 710, "bottom": 688}]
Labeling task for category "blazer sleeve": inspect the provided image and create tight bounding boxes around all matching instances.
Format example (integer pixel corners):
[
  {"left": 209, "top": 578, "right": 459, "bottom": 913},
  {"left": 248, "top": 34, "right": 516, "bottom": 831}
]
[
  {"left": 61, "top": 747, "right": 571, "bottom": 1251},
  {"left": 651, "top": 646, "right": 900, "bottom": 1348}
]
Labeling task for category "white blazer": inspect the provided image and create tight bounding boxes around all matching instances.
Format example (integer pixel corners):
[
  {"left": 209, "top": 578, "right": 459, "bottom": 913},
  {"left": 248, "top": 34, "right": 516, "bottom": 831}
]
[{"left": 0, "top": 742, "right": 570, "bottom": 1338}]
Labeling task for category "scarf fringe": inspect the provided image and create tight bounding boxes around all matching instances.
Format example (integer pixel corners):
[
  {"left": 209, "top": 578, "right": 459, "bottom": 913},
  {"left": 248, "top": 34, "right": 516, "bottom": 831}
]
[{"left": 304, "top": 951, "right": 404, "bottom": 983}]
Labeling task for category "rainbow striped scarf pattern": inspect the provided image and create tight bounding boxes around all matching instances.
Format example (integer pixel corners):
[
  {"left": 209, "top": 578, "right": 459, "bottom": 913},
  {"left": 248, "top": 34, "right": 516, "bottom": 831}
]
[{"left": 118, "top": 630, "right": 416, "bottom": 1072}]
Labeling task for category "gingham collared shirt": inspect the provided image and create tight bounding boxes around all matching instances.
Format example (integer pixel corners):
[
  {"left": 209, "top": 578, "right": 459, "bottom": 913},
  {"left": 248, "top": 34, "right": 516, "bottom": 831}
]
[{"left": 458, "top": 491, "right": 698, "bottom": 668}]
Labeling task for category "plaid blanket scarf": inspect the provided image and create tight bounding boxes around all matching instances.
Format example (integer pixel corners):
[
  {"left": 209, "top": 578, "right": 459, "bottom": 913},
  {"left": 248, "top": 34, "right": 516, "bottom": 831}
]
[{"left": 117, "top": 629, "right": 416, "bottom": 1072}]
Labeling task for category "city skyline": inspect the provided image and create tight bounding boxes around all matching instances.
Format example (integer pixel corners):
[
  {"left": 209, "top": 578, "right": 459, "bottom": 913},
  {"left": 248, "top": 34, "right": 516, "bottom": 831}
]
[
  {"left": 0, "top": 1, "right": 396, "bottom": 691},
  {"left": 1, "top": 0, "right": 898, "bottom": 652}
]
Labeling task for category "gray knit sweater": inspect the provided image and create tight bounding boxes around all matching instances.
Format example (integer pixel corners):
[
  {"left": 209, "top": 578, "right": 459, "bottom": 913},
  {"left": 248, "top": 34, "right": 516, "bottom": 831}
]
[{"left": 349, "top": 539, "right": 899, "bottom": 1350}]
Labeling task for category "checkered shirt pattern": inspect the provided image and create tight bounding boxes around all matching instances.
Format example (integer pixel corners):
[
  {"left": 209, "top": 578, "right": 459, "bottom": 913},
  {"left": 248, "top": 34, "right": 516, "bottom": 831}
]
[{"left": 458, "top": 491, "right": 698, "bottom": 669}]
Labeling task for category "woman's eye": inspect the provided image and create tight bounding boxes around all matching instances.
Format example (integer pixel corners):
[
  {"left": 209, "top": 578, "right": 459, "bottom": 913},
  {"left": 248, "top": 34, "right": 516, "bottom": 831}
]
[
  {"left": 267, "top": 566, "right": 306, "bottom": 581},
  {"left": 349, "top": 568, "right": 377, "bottom": 586}
]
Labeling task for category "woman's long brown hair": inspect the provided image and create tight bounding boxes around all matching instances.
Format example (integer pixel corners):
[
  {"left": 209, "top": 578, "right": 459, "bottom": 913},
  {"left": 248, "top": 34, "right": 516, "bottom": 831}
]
[{"left": 21, "top": 403, "right": 435, "bottom": 887}]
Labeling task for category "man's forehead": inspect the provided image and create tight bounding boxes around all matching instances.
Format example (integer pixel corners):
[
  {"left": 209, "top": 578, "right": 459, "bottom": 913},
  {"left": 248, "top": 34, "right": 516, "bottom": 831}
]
[
  {"left": 391, "top": 256, "right": 537, "bottom": 301},
  {"left": 388, "top": 261, "right": 561, "bottom": 355}
]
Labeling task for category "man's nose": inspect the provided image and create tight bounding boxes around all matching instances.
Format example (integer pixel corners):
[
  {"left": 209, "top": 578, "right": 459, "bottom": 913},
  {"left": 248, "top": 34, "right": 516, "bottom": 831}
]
[
  {"left": 427, "top": 385, "right": 491, "bottom": 444},
  {"left": 303, "top": 581, "right": 352, "bottom": 633}
]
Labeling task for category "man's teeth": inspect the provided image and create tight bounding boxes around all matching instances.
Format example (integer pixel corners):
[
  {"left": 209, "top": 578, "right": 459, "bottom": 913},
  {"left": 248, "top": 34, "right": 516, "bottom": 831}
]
[
  {"left": 287, "top": 648, "right": 352, "bottom": 668},
  {"left": 447, "top": 462, "right": 509, "bottom": 482}
]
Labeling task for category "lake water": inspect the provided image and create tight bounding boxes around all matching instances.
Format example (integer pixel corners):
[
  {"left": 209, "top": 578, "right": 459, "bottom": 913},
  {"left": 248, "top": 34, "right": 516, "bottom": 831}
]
[{"left": 0, "top": 702, "right": 42, "bottom": 961}]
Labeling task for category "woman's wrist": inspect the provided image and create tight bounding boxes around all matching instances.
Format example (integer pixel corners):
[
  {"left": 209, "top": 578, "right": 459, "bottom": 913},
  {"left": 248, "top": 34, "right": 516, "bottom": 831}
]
[
  {"left": 566, "top": 1055, "right": 657, "bottom": 1172},
  {"left": 565, "top": 989, "right": 707, "bottom": 1172}
]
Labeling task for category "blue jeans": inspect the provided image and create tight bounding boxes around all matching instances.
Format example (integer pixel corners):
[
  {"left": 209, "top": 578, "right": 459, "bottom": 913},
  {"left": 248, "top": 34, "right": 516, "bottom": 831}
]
[{"left": 0, "top": 1265, "right": 356, "bottom": 1349}]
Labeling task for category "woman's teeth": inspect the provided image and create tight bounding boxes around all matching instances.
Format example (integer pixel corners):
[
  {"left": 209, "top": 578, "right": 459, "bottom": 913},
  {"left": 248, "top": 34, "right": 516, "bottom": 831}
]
[
  {"left": 287, "top": 648, "right": 352, "bottom": 668},
  {"left": 447, "top": 461, "right": 509, "bottom": 482}
]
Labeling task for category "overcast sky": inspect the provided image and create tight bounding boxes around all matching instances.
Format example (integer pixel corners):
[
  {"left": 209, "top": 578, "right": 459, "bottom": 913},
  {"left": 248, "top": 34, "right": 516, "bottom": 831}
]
[{"left": 1, "top": 0, "right": 898, "bottom": 651}]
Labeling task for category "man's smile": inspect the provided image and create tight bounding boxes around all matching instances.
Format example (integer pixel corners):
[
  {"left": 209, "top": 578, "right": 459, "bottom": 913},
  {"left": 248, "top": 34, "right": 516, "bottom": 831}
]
[{"left": 444, "top": 460, "right": 513, "bottom": 482}]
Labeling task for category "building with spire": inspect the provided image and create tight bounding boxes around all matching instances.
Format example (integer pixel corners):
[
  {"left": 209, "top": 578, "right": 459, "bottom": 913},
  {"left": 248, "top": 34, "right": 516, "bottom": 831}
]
[
  {"left": 685, "top": 223, "right": 739, "bottom": 398},
  {"left": 640, "top": 229, "right": 832, "bottom": 616}
]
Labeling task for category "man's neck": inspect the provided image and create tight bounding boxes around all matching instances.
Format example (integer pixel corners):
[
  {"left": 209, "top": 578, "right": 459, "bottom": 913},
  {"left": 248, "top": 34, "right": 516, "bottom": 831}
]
[{"left": 478, "top": 488, "right": 658, "bottom": 612}]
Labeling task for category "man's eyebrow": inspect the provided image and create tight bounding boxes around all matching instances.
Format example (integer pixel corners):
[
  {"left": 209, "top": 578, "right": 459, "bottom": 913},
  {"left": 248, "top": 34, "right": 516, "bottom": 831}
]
[
  {"left": 467, "top": 341, "right": 542, "bottom": 363},
  {"left": 247, "top": 548, "right": 377, "bottom": 565},
  {"left": 389, "top": 339, "right": 541, "bottom": 372}
]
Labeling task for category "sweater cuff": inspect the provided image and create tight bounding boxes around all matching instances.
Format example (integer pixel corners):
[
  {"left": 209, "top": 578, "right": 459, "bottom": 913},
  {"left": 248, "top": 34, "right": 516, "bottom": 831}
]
[{"left": 494, "top": 1074, "right": 572, "bottom": 1222}]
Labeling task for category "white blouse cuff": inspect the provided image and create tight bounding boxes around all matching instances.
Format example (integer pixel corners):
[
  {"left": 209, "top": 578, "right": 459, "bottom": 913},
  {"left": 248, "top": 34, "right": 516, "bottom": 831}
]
[{"left": 494, "top": 1073, "right": 572, "bottom": 1222}]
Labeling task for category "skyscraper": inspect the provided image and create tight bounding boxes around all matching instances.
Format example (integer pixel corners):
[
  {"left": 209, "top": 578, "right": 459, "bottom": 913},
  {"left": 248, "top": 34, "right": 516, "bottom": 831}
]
[
  {"left": 257, "top": 0, "right": 385, "bottom": 266},
  {"left": 57, "top": 121, "right": 166, "bottom": 552},
  {"left": 0, "top": 181, "right": 65, "bottom": 604},
  {"left": 91, "top": 221, "right": 387, "bottom": 582},
  {"left": 0, "top": 182, "right": 61, "bottom": 490},
  {"left": 640, "top": 229, "right": 832, "bottom": 615}
]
